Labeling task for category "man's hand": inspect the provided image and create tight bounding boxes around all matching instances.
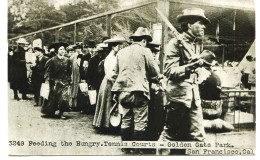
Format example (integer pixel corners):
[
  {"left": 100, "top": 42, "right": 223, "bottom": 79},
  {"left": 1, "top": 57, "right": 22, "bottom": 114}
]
[{"left": 186, "top": 58, "right": 204, "bottom": 72}]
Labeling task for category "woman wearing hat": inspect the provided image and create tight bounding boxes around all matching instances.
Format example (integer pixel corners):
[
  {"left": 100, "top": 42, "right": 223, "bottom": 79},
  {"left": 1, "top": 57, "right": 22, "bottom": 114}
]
[
  {"left": 41, "top": 42, "right": 71, "bottom": 119},
  {"left": 93, "top": 36, "right": 126, "bottom": 130}
]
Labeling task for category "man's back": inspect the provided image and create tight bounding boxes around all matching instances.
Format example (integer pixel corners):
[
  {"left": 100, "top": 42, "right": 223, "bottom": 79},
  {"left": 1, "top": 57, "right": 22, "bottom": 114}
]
[{"left": 112, "top": 43, "right": 159, "bottom": 93}]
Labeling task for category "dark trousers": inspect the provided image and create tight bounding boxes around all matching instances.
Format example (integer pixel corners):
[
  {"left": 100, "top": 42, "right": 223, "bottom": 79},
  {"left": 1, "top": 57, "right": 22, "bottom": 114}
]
[
  {"left": 34, "top": 83, "right": 42, "bottom": 104},
  {"left": 157, "top": 100, "right": 205, "bottom": 155}
]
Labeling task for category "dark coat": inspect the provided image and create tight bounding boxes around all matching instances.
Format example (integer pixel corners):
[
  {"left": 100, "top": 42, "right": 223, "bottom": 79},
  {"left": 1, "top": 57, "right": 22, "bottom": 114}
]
[
  {"left": 45, "top": 56, "right": 71, "bottom": 85},
  {"left": 41, "top": 56, "right": 71, "bottom": 115},
  {"left": 86, "top": 53, "right": 106, "bottom": 90},
  {"left": 31, "top": 55, "right": 49, "bottom": 85},
  {"left": 10, "top": 46, "right": 28, "bottom": 93},
  {"left": 8, "top": 54, "right": 13, "bottom": 82}
]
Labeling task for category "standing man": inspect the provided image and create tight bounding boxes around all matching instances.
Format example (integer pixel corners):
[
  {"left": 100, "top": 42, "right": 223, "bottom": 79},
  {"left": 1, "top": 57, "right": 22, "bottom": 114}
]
[
  {"left": 110, "top": 27, "right": 161, "bottom": 153},
  {"left": 31, "top": 47, "right": 49, "bottom": 106},
  {"left": 11, "top": 38, "right": 31, "bottom": 100},
  {"left": 157, "top": 8, "right": 210, "bottom": 155}
]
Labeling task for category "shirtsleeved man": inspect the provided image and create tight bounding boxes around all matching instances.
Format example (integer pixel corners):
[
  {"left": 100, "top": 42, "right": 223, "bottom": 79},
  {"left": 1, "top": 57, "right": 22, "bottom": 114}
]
[
  {"left": 157, "top": 8, "right": 210, "bottom": 155},
  {"left": 110, "top": 27, "right": 160, "bottom": 153}
]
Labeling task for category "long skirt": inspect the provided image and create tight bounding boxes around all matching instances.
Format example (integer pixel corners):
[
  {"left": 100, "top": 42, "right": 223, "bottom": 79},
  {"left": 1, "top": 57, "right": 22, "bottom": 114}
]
[
  {"left": 41, "top": 83, "right": 70, "bottom": 115},
  {"left": 93, "top": 77, "right": 113, "bottom": 128}
]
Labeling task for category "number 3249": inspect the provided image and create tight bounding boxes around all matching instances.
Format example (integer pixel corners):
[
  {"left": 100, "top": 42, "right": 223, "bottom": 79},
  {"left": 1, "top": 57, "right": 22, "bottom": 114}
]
[{"left": 9, "top": 141, "right": 24, "bottom": 146}]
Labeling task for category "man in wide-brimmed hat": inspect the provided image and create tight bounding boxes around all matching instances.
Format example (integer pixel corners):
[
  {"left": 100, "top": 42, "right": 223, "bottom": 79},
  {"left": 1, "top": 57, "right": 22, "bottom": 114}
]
[
  {"left": 10, "top": 38, "right": 30, "bottom": 100},
  {"left": 158, "top": 8, "right": 210, "bottom": 155},
  {"left": 110, "top": 27, "right": 161, "bottom": 154}
]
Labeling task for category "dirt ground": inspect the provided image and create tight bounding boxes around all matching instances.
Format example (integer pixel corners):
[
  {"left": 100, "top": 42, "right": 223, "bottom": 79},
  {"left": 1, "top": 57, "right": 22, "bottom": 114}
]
[
  {"left": 8, "top": 87, "right": 255, "bottom": 156},
  {"left": 8, "top": 88, "right": 123, "bottom": 155}
]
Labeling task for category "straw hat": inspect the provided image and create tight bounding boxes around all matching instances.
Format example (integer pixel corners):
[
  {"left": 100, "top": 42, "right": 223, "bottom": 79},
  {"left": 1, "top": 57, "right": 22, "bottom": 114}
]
[
  {"left": 129, "top": 27, "right": 152, "bottom": 42},
  {"left": 104, "top": 35, "right": 127, "bottom": 44},
  {"left": 177, "top": 8, "right": 210, "bottom": 24},
  {"left": 16, "top": 38, "right": 29, "bottom": 44}
]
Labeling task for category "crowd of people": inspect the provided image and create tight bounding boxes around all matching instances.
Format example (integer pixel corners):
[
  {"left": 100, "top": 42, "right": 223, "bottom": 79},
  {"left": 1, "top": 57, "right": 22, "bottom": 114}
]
[{"left": 8, "top": 8, "right": 238, "bottom": 155}]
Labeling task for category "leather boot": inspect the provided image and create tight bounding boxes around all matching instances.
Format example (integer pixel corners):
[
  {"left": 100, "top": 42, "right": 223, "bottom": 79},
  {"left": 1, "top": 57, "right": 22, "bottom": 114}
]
[
  {"left": 22, "top": 94, "right": 31, "bottom": 100},
  {"left": 13, "top": 90, "right": 20, "bottom": 101},
  {"left": 121, "top": 128, "right": 134, "bottom": 154},
  {"left": 133, "top": 130, "right": 149, "bottom": 155}
]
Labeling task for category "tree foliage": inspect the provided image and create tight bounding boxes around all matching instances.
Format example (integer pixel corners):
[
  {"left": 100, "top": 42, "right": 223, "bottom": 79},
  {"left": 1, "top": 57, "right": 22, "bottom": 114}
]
[{"left": 8, "top": 0, "right": 154, "bottom": 46}]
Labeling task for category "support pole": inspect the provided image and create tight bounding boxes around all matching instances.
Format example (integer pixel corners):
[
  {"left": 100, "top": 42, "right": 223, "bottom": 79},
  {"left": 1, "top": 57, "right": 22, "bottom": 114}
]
[
  {"left": 157, "top": 0, "right": 169, "bottom": 73},
  {"left": 55, "top": 29, "right": 59, "bottom": 43},
  {"left": 74, "top": 23, "right": 77, "bottom": 44},
  {"left": 222, "top": 45, "right": 225, "bottom": 68},
  {"left": 106, "top": 14, "right": 112, "bottom": 38}
]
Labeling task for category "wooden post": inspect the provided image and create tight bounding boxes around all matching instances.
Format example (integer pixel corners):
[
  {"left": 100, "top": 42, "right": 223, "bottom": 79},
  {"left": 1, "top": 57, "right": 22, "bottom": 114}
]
[
  {"left": 222, "top": 45, "right": 225, "bottom": 68},
  {"left": 74, "top": 23, "right": 77, "bottom": 44},
  {"left": 55, "top": 29, "right": 59, "bottom": 42},
  {"left": 106, "top": 14, "right": 112, "bottom": 38},
  {"left": 41, "top": 32, "right": 44, "bottom": 46},
  {"left": 157, "top": 0, "right": 169, "bottom": 73}
]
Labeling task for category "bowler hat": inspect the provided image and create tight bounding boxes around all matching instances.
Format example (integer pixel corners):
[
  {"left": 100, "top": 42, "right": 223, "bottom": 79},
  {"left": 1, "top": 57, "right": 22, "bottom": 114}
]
[
  {"left": 86, "top": 40, "right": 96, "bottom": 48},
  {"left": 16, "top": 38, "right": 29, "bottom": 44},
  {"left": 104, "top": 35, "right": 127, "bottom": 44},
  {"left": 33, "top": 47, "right": 44, "bottom": 53},
  {"left": 73, "top": 44, "right": 83, "bottom": 50},
  {"left": 200, "top": 50, "right": 216, "bottom": 66},
  {"left": 177, "top": 8, "right": 210, "bottom": 25},
  {"left": 129, "top": 27, "right": 152, "bottom": 42}
]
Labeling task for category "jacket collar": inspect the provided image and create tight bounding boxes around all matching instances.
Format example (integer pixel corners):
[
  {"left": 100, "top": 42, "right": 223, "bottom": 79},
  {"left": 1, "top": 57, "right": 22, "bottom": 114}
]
[
  {"left": 182, "top": 32, "right": 202, "bottom": 44},
  {"left": 131, "top": 42, "right": 143, "bottom": 47}
]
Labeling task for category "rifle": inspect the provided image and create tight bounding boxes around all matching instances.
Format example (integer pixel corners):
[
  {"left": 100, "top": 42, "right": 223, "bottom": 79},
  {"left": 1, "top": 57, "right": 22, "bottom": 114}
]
[
  {"left": 155, "top": 7, "right": 199, "bottom": 60},
  {"left": 156, "top": 8, "right": 212, "bottom": 83}
]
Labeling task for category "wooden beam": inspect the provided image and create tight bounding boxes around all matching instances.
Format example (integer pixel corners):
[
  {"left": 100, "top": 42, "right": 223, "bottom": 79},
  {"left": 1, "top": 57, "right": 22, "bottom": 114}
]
[
  {"left": 222, "top": 45, "right": 225, "bottom": 68},
  {"left": 169, "top": 0, "right": 254, "bottom": 11},
  {"left": 106, "top": 14, "right": 112, "bottom": 38},
  {"left": 55, "top": 29, "right": 59, "bottom": 43},
  {"left": 8, "top": 0, "right": 157, "bottom": 40},
  {"left": 74, "top": 23, "right": 77, "bottom": 44},
  {"left": 157, "top": 0, "right": 169, "bottom": 73}
]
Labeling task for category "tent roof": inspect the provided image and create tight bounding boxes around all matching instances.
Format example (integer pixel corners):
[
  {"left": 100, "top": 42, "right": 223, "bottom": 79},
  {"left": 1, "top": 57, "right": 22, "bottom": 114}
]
[{"left": 167, "top": 1, "right": 255, "bottom": 43}]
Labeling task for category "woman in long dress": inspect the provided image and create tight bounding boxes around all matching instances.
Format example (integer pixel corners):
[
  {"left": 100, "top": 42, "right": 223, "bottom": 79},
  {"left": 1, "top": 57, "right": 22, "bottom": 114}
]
[
  {"left": 41, "top": 42, "right": 71, "bottom": 119},
  {"left": 93, "top": 36, "right": 126, "bottom": 130}
]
